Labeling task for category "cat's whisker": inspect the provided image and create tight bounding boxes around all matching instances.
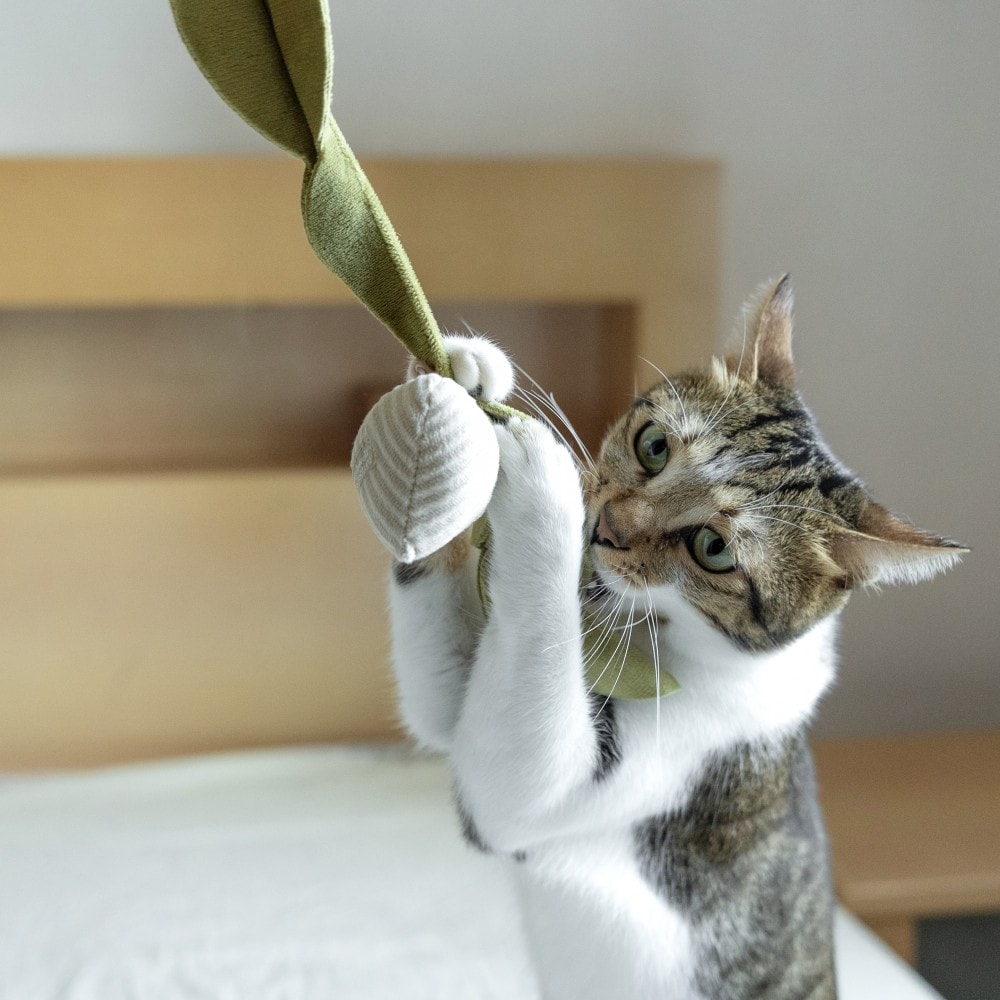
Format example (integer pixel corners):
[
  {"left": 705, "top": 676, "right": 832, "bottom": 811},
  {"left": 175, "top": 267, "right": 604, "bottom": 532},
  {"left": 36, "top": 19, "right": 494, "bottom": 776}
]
[
  {"left": 701, "top": 388, "right": 734, "bottom": 438},
  {"left": 587, "top": 627, "right": 630, "bottom": 706},
  {"left": 743, "top": 484, "right": 783, "bottom": 504},
  {"left": 587, "top": 592, "right": 643, "bottom": 699},
  {"left": 738, "top": 311, "right": 750, "bottom": 360},
  {"left": 513, "top": 387, "right": 596, "bottom": 475},
  {"left": 603, "top": 599, "right": 645, "bottom": 703},
  {"left": 639, "top": 356, "right": 691, "bottom": 432},
  {"left": 578, "top": 614, "right": 625, "bottom": 666},
  {"left": 742, "top": 500, "right": 851, "bottom": 527},
  {"left": 511, "top": 386, "right": 594, "bottom": 472},
  {"left": 643, "top": 399, "right": 685, "bottom": 440},
  {"left": 738, "top": 520, "right": 769, "bottom": 562},
  {"left": 543, "top": 610, "right": 616, "bottom": 656},
  {"left": 742, "top": 512, "right": 812, "bottom": 535},
  {"left": 642, "top": 584, "right": 663, "bottom": 744},
  {"left": 733, "top": 451, "right": 789, "bottom": 471},
  {"left": 601, "top": 595, "right": 642, "bottom": 659},
  {"left": 731, "top": 309, "right": 751, "bottom": 383},
  {"left": 590, "top": 594, "right": 641, "bottom": 715},
  {"left": 578, "top": 613, "right": 643, "bottom": 664},
  {"left": 581, "top": 574, "right": 627, "bottom": 617},
  {"left": 579, "top": 589, "right": 631, "bottom": 669},
  {"left": 508, "top": 383, "right": 564, "bottom": 433},
  {"left": 702, "top": 326, "right": 749, "bottom": 434},
  {"left": 512, "top": 364, "right": 596, "bottom": 471},
  {"left": 701, "top": 395, "right": 760, "bottom": 439}
]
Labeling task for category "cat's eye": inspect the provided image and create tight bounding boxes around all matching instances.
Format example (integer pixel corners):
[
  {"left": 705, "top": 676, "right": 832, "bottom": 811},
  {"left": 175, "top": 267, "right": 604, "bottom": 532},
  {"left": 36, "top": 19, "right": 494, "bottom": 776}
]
[
  {"left": 634, "top": 423, "right": 669, "bottom": 474},
  {"left": 691, "top": 527, "right": 736, "bottom": 573}
]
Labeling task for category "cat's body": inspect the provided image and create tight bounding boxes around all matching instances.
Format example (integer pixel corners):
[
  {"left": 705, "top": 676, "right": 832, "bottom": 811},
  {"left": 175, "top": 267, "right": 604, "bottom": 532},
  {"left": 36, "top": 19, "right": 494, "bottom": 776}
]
[{"left": 386, "top": 278, "right": 963, "bottom": 999}]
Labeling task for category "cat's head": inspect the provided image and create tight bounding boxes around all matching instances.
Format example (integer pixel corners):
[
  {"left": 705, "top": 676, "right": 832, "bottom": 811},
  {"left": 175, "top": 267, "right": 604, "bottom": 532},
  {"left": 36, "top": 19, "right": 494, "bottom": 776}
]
[{"left": 586, "top": 276, "right": 966, "bottom": 653}]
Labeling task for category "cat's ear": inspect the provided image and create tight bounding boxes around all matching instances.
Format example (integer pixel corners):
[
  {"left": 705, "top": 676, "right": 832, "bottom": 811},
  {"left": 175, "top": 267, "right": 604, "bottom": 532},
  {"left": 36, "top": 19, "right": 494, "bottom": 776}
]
[
  {"left": 829, "top": 501, "right": 968, "bottom": 589},
  {"left": 728, "top": 274, "right": 796, "bottom": 387}
]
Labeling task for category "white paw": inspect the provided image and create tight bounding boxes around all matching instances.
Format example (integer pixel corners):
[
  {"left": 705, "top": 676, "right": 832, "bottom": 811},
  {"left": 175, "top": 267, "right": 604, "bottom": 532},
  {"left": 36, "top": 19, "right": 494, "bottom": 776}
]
[
  {"left": 488, "top": 419, "right": 584, "bottom": 545},
  {"left": 409, "top": 334, "right": 515, "bottom": 404}
]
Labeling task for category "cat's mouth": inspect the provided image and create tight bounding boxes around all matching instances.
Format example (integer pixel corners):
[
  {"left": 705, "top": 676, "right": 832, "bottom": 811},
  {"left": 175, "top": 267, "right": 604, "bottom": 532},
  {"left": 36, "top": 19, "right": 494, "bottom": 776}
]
[
  {"left": 585, "top": 561, "right": 641, "bottom": 602},
  {"left": 585, "top": 564, "right": 672, "bottom": 639},
  {"left": 583, "top": 569, "right": 616, "bottom": 604},
  {"left": 588, "top": 521, "right": 646, "bottom": 594}
]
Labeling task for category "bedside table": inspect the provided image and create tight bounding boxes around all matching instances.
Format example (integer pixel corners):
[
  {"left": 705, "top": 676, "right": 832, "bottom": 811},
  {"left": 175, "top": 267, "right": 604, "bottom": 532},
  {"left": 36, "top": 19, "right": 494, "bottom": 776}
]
[{"left": 813, "top": 732, "right": 1000, "bottom": 965}]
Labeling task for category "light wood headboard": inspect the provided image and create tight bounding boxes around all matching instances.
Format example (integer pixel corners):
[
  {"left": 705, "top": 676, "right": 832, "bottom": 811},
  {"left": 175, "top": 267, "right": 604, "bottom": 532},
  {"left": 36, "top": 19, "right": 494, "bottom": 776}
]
[{"left": 0, "top": 157, "right": 719, "bottom": 768}]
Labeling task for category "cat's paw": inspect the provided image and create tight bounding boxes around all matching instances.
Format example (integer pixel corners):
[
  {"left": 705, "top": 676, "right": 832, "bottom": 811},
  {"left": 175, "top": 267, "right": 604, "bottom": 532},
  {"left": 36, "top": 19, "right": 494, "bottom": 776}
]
[
  {"left": 408, "top": 334, "right": 515, "bottom": 404},
  {"left": 489, "top": 419, "right": 584, "bottom": 546}
]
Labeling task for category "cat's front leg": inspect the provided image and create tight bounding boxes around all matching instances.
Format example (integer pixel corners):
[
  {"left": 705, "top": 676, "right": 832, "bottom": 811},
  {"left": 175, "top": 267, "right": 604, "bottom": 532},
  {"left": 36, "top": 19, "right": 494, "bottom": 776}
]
[
  {"left": 453, "top": 419, "right": 598, "bottom": 848},
  {"left": 388, "top": 334, "right": 513, "bottom": 752},
  {"left": 389, "top": 533, "right": 483, "bottom": 752}
]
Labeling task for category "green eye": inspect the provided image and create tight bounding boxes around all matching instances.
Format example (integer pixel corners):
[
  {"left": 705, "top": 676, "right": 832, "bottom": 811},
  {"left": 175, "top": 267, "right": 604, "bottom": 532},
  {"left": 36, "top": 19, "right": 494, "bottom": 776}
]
[
  {"left": 691, "top": 527, "right": 736, "bottom": 573},
  {"left": 634, "top": 423, "right": 669, "bottom": 474}
]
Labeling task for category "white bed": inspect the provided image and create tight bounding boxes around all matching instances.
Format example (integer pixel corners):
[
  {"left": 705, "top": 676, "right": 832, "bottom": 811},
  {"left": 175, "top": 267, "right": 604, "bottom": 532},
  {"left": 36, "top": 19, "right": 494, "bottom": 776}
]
[{"left": 0, "top": 745, "right": 942, "bottom": 999}]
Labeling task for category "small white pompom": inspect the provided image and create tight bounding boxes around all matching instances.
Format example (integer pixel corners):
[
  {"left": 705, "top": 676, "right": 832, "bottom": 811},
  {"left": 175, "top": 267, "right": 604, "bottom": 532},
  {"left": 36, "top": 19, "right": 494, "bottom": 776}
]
[{"left": 350, "top": 374, "right": 500, "bottom": 563}]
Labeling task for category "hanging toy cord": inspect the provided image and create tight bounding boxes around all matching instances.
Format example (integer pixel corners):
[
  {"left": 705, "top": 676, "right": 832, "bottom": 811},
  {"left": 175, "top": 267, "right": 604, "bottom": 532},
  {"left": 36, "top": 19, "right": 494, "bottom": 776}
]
[
  {"left": 168, "top": 0, "right": 675, "bottom": 701},
  {"left": 169, "top": 0, "right": 520, "bottom": 422}
]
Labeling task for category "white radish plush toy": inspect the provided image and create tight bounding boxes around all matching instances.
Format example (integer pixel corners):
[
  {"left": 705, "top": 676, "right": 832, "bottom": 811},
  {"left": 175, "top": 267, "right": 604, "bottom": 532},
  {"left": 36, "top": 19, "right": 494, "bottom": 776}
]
[{"left": 350, "top": 336, "right": 514, "bottom": 564}]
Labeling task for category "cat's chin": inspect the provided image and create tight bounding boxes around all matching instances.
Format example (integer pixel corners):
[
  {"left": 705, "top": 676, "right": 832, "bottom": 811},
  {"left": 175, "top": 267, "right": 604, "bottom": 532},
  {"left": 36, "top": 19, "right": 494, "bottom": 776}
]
[
  {"left": 587, "top": 564, "right": 642, "bottom": 602},
  {"left": 589, "top": 564, "right": 677, "bottom": 628}
]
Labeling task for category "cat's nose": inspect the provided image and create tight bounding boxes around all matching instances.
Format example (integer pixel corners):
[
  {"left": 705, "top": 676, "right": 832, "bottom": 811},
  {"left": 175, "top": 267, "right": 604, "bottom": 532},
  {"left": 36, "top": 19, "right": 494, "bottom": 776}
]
[{"left": 593, "top": 504, "right": 627, "bottom": 549}]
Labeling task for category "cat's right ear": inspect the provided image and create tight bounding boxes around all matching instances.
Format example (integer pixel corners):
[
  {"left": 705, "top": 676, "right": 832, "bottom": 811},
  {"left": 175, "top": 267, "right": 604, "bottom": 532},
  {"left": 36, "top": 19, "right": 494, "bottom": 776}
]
[
  {"left": 727, "top": 275, "right": 796, "bottom": 388},
  {"left": 828, "top": 501, "right": 968, "bottom": 589}
]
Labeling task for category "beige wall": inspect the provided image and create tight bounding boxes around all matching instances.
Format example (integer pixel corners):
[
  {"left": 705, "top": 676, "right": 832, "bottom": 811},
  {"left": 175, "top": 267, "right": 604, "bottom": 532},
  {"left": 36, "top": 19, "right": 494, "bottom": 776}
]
[
  {"left": 2, "top": 1, "right": 996, "bottom": 736},
  {"left": 0, "top": 158, "right": 718, "bottom": 767}
]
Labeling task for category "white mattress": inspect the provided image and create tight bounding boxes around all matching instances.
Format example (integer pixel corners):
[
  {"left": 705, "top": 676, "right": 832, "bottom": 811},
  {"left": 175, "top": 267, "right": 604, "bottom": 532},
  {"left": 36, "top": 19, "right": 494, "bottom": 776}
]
[{"left": 0, "top": 745, "right": 941, "bottom": 999}]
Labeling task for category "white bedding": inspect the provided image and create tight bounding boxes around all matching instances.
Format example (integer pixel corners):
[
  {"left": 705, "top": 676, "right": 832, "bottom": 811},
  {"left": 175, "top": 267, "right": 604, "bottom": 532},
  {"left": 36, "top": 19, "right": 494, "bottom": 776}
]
[{"left": 0, "top": 745, "right": 941, "bottom": 999}]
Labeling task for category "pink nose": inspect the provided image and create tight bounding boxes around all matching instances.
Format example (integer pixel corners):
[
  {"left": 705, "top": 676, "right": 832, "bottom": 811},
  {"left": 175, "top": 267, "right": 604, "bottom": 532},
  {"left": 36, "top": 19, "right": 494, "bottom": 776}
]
[{"left": 594, "top": 505, "right": 626, "bottom": 549}]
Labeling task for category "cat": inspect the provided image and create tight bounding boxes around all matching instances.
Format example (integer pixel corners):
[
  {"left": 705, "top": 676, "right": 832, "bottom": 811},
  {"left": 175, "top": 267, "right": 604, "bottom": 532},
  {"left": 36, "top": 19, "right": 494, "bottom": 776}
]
[{"left": 386, "top": 276, "right": 965, "bottom": 999}]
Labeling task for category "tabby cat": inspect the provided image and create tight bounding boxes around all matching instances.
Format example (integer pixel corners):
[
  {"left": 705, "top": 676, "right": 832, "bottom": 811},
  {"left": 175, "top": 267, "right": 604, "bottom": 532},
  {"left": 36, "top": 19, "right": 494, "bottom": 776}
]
[{"left": 387, "top": 276, "right": 964, "bottom": 999}]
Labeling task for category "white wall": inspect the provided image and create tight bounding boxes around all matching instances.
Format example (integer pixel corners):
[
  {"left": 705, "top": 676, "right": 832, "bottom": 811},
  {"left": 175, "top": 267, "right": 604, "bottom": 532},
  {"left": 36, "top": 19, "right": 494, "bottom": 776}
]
[{"left": 3, "top": 1, "right": 996, "bottom": 735}]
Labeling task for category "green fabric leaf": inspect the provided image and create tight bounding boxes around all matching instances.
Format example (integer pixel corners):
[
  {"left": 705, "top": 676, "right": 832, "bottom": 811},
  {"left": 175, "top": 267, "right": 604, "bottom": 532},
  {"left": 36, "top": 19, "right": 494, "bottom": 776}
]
[
  {"left": 583, "top": 625, "right": 681, "bottom": 700},
  {"left": 302, "top": 124, "right": 451, "bottom": 377},
  {"left": 266, "top": 0, "right": 332, "bottom": 149},
  {"left": 168, "top": 0, "right": 454, "bottom": 379},
  {"left": 169, "top": 0, "right": 321, "bottom": 161}
]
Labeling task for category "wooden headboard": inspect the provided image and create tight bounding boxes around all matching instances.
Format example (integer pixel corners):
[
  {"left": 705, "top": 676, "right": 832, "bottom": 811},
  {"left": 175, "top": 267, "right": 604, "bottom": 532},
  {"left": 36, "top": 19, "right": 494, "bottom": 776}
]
[{"left": 0, "top": 157, "right": 719, "bottom": 768}]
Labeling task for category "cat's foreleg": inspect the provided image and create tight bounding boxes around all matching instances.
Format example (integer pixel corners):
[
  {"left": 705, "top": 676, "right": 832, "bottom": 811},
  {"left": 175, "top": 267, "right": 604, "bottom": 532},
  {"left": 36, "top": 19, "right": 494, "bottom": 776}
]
[
  {"left": 388, "top": 333, "right": 513, "bottom": 752},
  {"left": 389, "top": 534, "right": 483, "bottom": 752},
  {"left": 453, "top": 419, "right": 598, "bottom": 847}
]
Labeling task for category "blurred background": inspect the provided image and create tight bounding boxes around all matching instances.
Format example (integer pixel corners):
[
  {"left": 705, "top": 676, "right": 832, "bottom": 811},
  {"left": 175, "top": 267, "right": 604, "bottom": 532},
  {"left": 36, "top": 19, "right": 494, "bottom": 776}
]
[
  {"left": 2, "top": 4, "right": 998, "bottom": 997},
  {"left": 3, "top": 0, "right": 994, "bottom": 736}
]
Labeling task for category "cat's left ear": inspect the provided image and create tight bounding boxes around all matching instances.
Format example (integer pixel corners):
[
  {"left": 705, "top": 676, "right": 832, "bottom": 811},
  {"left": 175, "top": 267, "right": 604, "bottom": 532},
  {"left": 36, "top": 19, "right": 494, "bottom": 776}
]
[
  {"left": 829, "top": 501, "right": 968, "bottom": 589},
  {"left": 729, "top": 274, "right": 796, "bottom": 388}
]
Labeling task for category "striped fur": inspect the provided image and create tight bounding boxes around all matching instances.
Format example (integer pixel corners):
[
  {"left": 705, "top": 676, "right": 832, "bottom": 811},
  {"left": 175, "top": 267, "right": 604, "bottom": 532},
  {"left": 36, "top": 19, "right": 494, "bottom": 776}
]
[{"left": 588, "top": 276, "right": 964, "bottom": 654}]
